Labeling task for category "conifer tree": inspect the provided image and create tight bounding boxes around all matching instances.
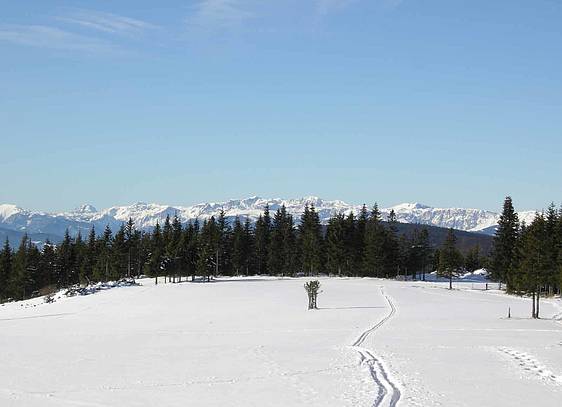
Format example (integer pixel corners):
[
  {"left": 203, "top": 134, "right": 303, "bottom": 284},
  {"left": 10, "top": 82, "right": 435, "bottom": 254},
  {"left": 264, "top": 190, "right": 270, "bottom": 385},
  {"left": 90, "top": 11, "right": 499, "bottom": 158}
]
[
  {"left": 355, "top": 205, "right": 369, "bottom": 272},
  {"left": 231, "top": 217, "right": 245, "bottom": 276},
  {"left": 362, "top": 204, "right": 386, "bottom": 277},
  {"left": 299, "top": 204, "right": 322, "bottom": 276},
  {"left": 150, "top": 222, "right": 163, "bottom": 284},
  {"left": 217, "top": 209, "right": 231, "bottom": 276},
  {"left": 73, "top": 231, "right": 86, "bottom": 283},
  {"left": 383, "top": 209, "right": 400, "bottom": 278},
  {"left": 93, "top": 225, "right": 113, "bottom": 282},
  {"left": 464, "top": 245, "right": 482, "bottom": 272},
  {"left": 0, "top": 238, "right": 12, "bottom": 302},
  {"left": 438, "top": 228, "right": 463, "bottom": 289},
  {"left": 268, "top": 205, "right": 296, "bottom": 276},
  {"left": 254, "top": 212, "right": 270, "bottom": 275},
  {"left": 111, "top": 224, "right": 127, "bottom": 280},
  {"left": 517, "top": 213, "right": 549, "bottom": 317},
  {"left": 544, "top": 204, "right": 559, "bottom": 294},
  {"left": 11, "top": 234, "right": 38, "bottom": 300},
  {"left": 197, "top": 218, "right": 217, "bottom": 281},
  {"left": 79, "top": 227, "right": 97, "bottom": 284},
  {"left": 326, "top": 213, "right": 346, "bottom": 275},
  {"left": 57, "top": 229, "right": 74, "bottom": 287},
  {"left": 491, "top": 196, "right": 520, "bottom": 290},
  {"left": 243, "top": 218, "right": 254, "bottom": 274},
  {"left": 343, "top": 212, "right": 357, "bottom": 275},
  {"left": 39, "top": 239, "right": 56, "bottom": 289}
]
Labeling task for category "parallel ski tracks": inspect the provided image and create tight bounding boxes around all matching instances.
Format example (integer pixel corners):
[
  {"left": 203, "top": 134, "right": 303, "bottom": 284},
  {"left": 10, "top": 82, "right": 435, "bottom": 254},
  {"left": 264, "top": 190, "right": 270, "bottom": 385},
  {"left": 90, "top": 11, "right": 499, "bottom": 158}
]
[{"left": 350, "top": 286, "right": 401, "bottom": 407}]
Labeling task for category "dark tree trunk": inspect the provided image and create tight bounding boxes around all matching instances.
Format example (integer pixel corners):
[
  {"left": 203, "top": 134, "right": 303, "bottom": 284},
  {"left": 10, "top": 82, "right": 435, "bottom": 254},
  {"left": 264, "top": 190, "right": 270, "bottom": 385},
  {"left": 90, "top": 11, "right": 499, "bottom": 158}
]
[{"left": 536, "top": 287, "right": 540, "bottom": 319}]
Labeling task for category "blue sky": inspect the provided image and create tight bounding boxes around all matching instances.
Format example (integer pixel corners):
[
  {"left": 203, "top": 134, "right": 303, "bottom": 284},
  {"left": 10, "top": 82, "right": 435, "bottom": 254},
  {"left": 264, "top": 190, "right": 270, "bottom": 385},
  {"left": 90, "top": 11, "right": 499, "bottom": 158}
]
[{"left": 1, "top": 0, "right": 561, "bottom": 212}]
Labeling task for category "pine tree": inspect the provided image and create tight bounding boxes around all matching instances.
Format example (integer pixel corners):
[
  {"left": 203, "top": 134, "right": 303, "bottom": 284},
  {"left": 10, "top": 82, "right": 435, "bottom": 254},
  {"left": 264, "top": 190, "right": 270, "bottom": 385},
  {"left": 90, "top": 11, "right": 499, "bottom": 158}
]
[
  {"left": 544, "top": 204, "right": 559, "bottom": 295},
  {"left": 79, "top": 227, "right": 97, "bottom": 284},
  {"left": 362, "top": 204, "right": 386, "bottom": 277},
  {"left": 383, "top": 210, "right": 400, "bottom": 278},
  {"left": 464, "top": 245, "right": 481, "bottom": 272},
  {"left": 11, "top": 234, "right": 37, "bottom": 300},
  {"left": 162, "top": 215, "right": 173, "bottom": 249},
  {"left": 254, "top": 209, "right": 271, "bottom": 275},
  {"left": 231, "top": 217, "right": 245, "bottom": 276},
  {"left": 74, "top": 230, "right": 86, "bottom": 283},
  {"left": 343, "top": 212, "right": 357, "bottom": 276},
  {"left": 355, "top": 205, "right": 369, "bottom": 272},
  {"left": 243, "top": 218, "right": 254, "bottom": 275},
  {"left": 56, "top": 229, "right": 74, "bottom": 287},
  {"left": 438, "top": 228, "right": 463, "bottom": 289},
  {"left": 150, "top": 221, "right": 164, "bottom": 284},
  {"left": 0, "top": 238, "right": 12, "bottom": 302},
  {"left": 93, "top": 225, "right": 113, "bottom": 282},
  {"left": 111, "top": 224, "right": 127, "bottom": 280},
  {"left": 299, "top": 204, "right": 322, "bottom": 276},
  {"left": 39, "top": 239, "right": 56, "bottom": 289},
  {"left": 268, "top": 205, "right": 296, "bottom": 276},
  {"left": 517, "top": 213, "right": 549, "bottom": 318},
  {"left": 125, "top": 218, "right": 139, "bottom": 279},
  {"left": 326, "top": 213, "right": 346, "bottom": 275},
  {"left": 197, "top": 218, "right": 217, "bottom": 281},
  {"left": 217, "top": 209, "right": 231, "bottom": 276},
  {"left": 491, "top": 196, "right": 520, "bottom": 290},
  {"left": 416, "top": 228, "right": 431, "bottom": 280}
]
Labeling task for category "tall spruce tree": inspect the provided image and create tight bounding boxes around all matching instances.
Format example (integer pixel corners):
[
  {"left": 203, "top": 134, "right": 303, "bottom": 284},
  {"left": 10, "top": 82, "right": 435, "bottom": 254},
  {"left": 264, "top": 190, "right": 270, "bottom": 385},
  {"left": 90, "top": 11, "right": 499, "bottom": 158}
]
[
  {"left": 438, "top": 228, "right": 463, "bottom": 289},
  {"left": 39, "top": 239, "right": 56, "bottom": 289},
  {"left": 254, "top": 205, "right": 271, "bottom": 275},
  {"left": 268, "top": 205, "right": 296, "bottom": 276},
  {"left": 383, "top": 209, "right": 400, "bottom": 278},
  {"left": 362, "top": 204, "right": 386, "bottom": 277},
  {"left": 231, "top": 217, "right": 245, "bottom": 276},
  {"left": 326, "top": 213, "right": 346, "bottom": 275},
  {"left": 0, "top": 238, "right": 12, "bottom": 301},
  {"left": 299, "top": 204, "right": 323, "bottom": 276},
  {"left": 491, "top": 196, "right": 520, "bottom": 290}
]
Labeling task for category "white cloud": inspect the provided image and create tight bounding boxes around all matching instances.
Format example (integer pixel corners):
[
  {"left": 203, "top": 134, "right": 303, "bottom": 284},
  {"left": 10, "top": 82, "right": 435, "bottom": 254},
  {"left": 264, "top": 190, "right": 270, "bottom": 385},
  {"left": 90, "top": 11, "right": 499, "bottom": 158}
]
[
  {"left": 187, "top": 0, "right": 255, "bottom": 32},
  {"left": 57, "top": 10, "right": 157, "bottom": 36},
  {"left": 0, "top": 24, "right": 118, "bottom": 53},
  {"left": 314, "top": 0, "right": 356, "bottom": 16}
]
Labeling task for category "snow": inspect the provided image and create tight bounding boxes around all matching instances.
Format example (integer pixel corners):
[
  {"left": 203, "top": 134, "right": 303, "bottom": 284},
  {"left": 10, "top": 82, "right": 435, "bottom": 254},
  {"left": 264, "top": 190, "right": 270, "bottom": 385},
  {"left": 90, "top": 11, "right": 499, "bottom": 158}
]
[
  {"left": 0, "top": 203, "right": 22, "bottom": 221},
  {"left": 1, "top": 277, "right": 560, "bottom": 406},
  {"left": 0, "top": 197, "right": 540, "bottom": 236}
]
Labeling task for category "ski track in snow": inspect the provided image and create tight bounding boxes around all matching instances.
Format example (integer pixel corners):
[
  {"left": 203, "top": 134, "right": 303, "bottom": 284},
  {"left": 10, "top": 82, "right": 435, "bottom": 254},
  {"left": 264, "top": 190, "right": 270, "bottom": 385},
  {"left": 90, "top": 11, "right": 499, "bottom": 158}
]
[
  {"left": 499, "top": 347, "right": 562, "bottom": 385},
  {"left": 351, "top": 286, "right": 401, "bottom": 407}
]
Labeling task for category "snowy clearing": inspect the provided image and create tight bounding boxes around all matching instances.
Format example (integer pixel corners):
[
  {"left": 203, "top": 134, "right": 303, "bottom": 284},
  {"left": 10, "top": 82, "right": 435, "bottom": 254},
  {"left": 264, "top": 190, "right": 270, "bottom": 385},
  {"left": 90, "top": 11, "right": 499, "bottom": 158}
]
[{"left": 1, "top": 277, "right": 561, "bottom": 406}]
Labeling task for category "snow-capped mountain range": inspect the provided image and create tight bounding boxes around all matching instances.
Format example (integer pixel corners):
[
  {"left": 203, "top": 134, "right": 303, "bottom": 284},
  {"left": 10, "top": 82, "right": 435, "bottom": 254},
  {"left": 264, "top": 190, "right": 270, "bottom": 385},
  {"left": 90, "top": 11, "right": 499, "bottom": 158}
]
[{"left": 0, "top": 196, "right": 537, "bottom": 239}]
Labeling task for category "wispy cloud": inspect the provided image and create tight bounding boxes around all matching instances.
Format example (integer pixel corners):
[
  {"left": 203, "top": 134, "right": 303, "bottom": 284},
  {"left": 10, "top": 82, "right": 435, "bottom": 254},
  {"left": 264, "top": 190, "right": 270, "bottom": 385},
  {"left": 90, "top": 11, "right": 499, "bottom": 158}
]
[
  {"left": 314, "top": 0, "right": 357, "bottom": 16},
  {"left": 314, "top": 0, "right": 402, "bottom": 16},
  {"left": 0, "top": 24, "right": 118, "bottom": 53},
  {"left": 57, "top": 9, "right": 157, "bottom": 36},
  {"left": 187, "top": 0, "right": 255, "bottom": 32}
]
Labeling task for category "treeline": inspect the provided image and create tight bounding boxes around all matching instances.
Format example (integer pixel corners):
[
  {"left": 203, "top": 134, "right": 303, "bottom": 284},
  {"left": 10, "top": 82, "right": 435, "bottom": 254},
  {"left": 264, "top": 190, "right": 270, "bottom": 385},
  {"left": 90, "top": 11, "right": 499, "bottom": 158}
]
[
  {"left": 489, "top": 197, "right": 562, "bottom": 317},
  {"left": 8, "top": 198, "right": 552, "bottom": 304},
  {"left": 1, "top": 203, "right": 482, "bottom": 302}
]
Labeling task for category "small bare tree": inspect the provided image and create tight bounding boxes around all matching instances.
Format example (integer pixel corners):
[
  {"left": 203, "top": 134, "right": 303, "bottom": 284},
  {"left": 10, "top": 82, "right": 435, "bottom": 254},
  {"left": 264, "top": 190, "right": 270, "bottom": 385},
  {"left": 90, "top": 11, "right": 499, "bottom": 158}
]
[{"left": 304, "top": 280, "right": 321, "bottom": 310}]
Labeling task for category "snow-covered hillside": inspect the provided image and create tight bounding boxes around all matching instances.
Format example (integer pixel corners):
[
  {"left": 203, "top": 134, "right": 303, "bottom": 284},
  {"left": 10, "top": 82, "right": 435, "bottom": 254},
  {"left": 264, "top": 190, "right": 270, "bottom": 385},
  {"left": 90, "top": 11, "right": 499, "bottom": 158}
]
[
  {"left": 1, "top": 277, "right": 560, "bottom": 406},
  {"left": 0, "top": 197, "right": 537, "bottom": 238}
]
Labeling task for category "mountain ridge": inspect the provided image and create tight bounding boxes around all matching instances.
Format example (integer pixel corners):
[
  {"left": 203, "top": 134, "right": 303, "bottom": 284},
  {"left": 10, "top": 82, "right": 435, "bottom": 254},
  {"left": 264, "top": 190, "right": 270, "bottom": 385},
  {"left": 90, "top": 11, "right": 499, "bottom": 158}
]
[{"left": 0, "top": 197, "right": 537, "bottom": 239}]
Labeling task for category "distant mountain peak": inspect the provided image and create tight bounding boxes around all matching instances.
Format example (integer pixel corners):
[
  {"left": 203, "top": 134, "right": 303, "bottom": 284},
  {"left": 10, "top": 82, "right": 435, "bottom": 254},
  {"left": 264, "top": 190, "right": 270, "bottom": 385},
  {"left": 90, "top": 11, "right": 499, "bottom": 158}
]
[
  {"left": 391, "top": 202, "right": 432, "bottom": 211},
  {"left": 0, "top": 204, "right": 23, "bottom": 220},
  {"left": 74, "top": 204, "right": 97, "bottom": 213},
  {"left": 0, "top": 197, "right": 538, "bottom": 240}
]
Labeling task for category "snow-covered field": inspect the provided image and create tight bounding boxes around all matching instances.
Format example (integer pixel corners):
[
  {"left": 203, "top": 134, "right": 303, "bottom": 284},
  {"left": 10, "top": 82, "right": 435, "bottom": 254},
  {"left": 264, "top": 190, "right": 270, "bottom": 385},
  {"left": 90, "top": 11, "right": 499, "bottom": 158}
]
[{"left": 1, "top": 277, "right": 561, "bottom": 406}]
